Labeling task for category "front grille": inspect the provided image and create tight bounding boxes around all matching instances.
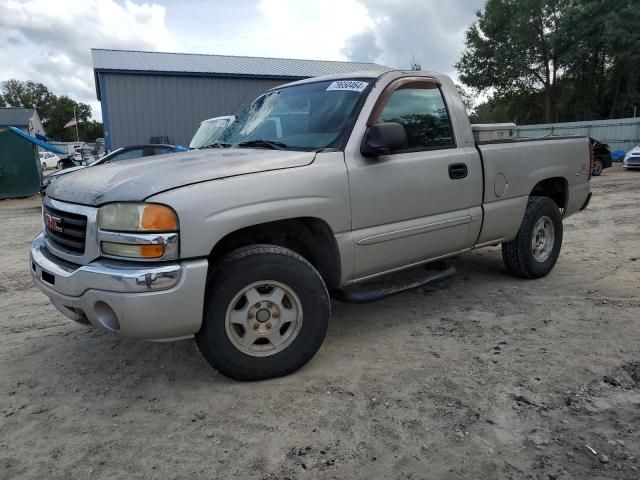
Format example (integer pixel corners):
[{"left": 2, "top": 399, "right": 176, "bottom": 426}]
[{"left": 43, "top": 204, "right": 87, "bottom": 254}]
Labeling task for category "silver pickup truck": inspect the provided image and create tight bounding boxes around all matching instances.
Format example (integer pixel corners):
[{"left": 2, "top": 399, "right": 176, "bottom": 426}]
[{"left": 31, "top": 70, "right": 592, "bottom": 380}]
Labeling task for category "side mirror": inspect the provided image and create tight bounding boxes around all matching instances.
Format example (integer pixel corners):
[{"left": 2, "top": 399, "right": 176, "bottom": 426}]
[{"left": 360, "top": 122, "right": 408, "bottom": 157}]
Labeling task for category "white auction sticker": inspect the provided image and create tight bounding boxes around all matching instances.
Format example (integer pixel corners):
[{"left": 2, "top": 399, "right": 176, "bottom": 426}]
[{"left": 326, "top": 80, "right": 369, "bottom": 92}]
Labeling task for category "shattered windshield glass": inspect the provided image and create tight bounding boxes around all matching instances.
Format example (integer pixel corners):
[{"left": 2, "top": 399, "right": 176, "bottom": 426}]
[{"left": 220, "top": 79, "right": 371, "bottom": 151}]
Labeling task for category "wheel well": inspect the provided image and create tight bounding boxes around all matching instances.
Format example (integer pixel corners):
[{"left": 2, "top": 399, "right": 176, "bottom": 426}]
[
  {"left": 208, "top": 218, "right": 341, "bottom": 289},
  {"left": 530, "top": 177, "right": 567, "bottom": 210}
]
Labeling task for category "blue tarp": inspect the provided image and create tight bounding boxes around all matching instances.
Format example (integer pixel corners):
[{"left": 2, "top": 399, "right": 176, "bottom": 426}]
[{"left": 7, "top": 126, "right": 65, "bottom": 154}]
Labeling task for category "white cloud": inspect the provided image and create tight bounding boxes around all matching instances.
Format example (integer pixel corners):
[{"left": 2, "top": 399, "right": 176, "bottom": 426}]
[
  {"left": 342, "top": 0, "right": 485, "bottom": 77},
  {"left": 0, "top": 0, "right": 485, "bottom": 123},
  {"left": 240, "top": 0, "right": 374, "bottom": 60},
  {"left": 0, "top": 0, "right": 177, "bottom": 120}
]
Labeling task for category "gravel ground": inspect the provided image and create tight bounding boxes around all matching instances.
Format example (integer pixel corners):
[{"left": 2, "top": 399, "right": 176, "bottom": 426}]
[{"left": 1, "top": 165, "right": 639, "bottom": 480}]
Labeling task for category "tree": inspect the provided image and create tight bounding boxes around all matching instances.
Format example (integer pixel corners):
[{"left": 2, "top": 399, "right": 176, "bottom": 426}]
[
  {"left": 45, "top": 95, "right": 92, "bottom": 141},
  {"left": 456, "top": 0, "right": 567, "bottom": 123},
  {"left": 458, "top": 0, "right": 640, "bottom": 124},
  {"left": 0, "top": 79, "right": 55, "bottom": 122},
  {"left": 79, "top": 121, "right": 104, "bottom": 142},
  {"left": 1, "top": 78, "right": 102, "bottom": 141}
]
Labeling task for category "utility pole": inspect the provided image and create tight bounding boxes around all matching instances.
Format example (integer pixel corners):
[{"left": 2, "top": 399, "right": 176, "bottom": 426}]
[{"left": 73, "top": 107, "right": 79, "bottom": 142}]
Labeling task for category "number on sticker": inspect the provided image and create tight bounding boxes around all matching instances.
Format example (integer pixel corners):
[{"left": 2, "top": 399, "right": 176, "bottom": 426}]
[{"left": 326, "top": 81, "right": 369, "bottom": 92}]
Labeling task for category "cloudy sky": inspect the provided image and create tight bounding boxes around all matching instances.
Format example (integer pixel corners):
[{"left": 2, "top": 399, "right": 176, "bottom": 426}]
[{"left": 0, "top": 0, "right": 484, "bottom": 120}]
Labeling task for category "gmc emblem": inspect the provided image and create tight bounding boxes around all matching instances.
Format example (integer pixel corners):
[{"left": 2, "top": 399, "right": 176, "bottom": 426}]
[{"left": 44, "top": 213, "right": 63, "bottom": 232}]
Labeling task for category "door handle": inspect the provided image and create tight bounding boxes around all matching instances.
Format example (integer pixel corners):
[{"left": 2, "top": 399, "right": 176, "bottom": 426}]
[{"left": 448, "top": 163, "right": 468, "bottom": 179}]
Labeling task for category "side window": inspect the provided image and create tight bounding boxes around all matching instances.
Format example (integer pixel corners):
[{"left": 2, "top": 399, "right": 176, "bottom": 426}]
[
  {"left": 111, "top": 148, "right": 145, "bottom": 162},
  {"left": 377, "top": 84, "right": 454, "bottom": 152}
]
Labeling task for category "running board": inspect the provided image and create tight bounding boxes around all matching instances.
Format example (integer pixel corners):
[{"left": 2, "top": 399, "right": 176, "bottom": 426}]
[{"left": 331, "top": 261, "right": 456, "bottom": 304}]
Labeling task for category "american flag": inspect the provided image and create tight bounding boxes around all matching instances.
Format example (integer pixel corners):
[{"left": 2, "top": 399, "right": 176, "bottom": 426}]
[{"left": 63, "top": 117, "right": 77, "bottom": 129}]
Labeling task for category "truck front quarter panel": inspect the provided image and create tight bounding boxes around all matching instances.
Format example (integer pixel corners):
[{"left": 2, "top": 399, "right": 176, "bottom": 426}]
[{"left": 147, "top": 151, "right": 354, "bottom": 283}]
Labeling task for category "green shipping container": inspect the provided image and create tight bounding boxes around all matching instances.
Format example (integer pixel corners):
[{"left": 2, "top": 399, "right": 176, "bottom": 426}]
[{"left": 0, "top": 128, "right": 43, "bottom": 199}]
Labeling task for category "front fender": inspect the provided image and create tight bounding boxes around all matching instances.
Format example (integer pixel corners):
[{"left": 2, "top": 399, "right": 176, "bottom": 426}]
[{"left": 147, "top": 151, "right": 352, "bottom": 272}]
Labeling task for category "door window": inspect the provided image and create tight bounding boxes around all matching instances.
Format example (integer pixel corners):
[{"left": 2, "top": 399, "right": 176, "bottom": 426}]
[{"left": 376, "top": 84, "right": 454, "bottom": 152}]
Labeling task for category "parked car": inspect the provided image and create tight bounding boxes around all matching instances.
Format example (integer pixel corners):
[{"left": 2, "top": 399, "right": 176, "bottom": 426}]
[
  {"left": 76, "top": 142, "right": 105, "bottom": 165},
  {"left": 41, "top": 144, "right": 187, "bottom": 193},
  {"left": 39, "top": 151, "right": 60, "bottom": 171},
  {"left": 31, "top": 70, "right": 592, "bottom": 381},
  {"left": 71, "top": 150, "right": 85, "bottom": 166},
  {"left": 623, "top": 144, "right": 640, "bottom": 169},
  {"left": 189, "top": 115, "right": 235, "bottom": 149},
  {"left": 590, "top": 138, "right": 612, "bottom": 176}
]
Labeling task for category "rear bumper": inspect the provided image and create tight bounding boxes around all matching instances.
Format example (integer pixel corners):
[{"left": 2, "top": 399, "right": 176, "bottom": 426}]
[{"left": 30, "top": 233, "right": 208, "bottom": 341}]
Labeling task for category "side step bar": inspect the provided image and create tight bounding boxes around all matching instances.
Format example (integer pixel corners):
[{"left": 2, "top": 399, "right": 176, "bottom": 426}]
[{"left": 331, "top": 261, "right": 456, "bottom": 304}]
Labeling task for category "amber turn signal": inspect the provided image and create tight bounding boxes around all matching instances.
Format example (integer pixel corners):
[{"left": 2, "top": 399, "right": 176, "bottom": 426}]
[{"left": 141, "top": 204, "right": 178, "bottom": 231}]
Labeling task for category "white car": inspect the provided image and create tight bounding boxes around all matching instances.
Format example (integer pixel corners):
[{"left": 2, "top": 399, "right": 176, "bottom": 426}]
[
  {"left": 623, "top": 144, "right": 640, "bottom": 169},
  {"left": 189, "top": 115, "right": 235, "bottom": 149},
  {"left": 39, "top": 152, "right": 61, "bottom": 171}
]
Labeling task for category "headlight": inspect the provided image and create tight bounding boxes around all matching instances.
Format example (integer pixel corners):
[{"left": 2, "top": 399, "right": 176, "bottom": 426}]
[
  {"left": 98, "top": 203, "right": 179, "bottom": 260},
  {"left": 98, "top": 203, "right": 178, "bottom": 232}
]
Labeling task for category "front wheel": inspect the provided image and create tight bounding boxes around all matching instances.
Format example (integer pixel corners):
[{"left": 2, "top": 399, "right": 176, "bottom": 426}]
[
  {"left": 502, "top": 196, "right": 563, "bottom": 279},
  {"left": 57, "top": 161, "right": 63, "bottom": 170},
  {"left": 196, "top": 245, "right": 330, "bottom": 381}
]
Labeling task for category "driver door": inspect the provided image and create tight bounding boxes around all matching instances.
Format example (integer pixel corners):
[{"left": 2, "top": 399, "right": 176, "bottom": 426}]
[{"left": 346, "top": 79, "right": 481, "bottom": 280}]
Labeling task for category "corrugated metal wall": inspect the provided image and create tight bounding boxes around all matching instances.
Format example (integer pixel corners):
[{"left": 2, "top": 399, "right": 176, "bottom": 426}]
[
  {"left": 100, "top": 73, "right": 289, "bottom": 149},
  {"left": 515, "top": 117, "right": 640, "bottom": 152}
]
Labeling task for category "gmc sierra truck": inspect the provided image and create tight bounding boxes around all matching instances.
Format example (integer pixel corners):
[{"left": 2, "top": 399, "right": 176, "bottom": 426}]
[{"left": 31, "top": 70, "right": 592, "bottom": 380}]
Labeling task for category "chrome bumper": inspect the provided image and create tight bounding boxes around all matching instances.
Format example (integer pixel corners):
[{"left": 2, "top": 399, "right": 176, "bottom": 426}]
[{"left": 30, "top": 233, "right": 208, "bottom": 341}]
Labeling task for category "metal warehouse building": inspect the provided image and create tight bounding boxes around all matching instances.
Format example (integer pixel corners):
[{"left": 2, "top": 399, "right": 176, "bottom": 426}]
[{"left": 92, "top": 49, "right": 388, "bottom": 151}]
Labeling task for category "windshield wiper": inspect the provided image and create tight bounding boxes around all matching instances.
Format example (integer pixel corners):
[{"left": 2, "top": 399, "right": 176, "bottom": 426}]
[
  {"left": 237, "top": 140, "right": 288, "bottom": 150},
  {"left": 202, "top": 142, "right": 232, "bottom": 149}
]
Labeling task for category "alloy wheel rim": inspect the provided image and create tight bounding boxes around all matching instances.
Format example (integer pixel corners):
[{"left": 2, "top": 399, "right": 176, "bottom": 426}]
[
  {"left": 595, "top": 161, "right": 603, "bottom": 175},
  {"left": 224, "top": 281, "right": 303, "bottom": 357},
  {"left": 531, "top": 216, "right": 555, "bottom": 262}
]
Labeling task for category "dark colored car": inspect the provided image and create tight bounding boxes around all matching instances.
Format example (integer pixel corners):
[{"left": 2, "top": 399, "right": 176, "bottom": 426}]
[
  {"left": 590, "top": 138, "right": 612, "bottom": 176},
  {"left": 41, "top": 144, "right": 187, "bottom": 193}
]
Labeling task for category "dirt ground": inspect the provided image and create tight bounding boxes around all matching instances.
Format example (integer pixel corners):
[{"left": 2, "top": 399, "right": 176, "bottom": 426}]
[{"left": 1, "top": 166, "right": 639, "bottom": 480}]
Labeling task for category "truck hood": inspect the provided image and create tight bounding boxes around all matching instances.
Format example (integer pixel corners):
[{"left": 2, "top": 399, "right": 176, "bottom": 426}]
[{"left": 47, "top": 148, "right": 317, "bottom": 206}]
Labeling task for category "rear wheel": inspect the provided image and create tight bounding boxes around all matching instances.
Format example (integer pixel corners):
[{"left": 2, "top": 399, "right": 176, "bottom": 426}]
[
  {"left": 592, "top": 159, "right": 603, "bottom": 176},
  {"left": 502, "top": 196, "right": 563, "bottom": 279},
  {"left": 196, "top": 245, "right": 330, "bottom": 381},
  {"left": 41, "top": 163, "right": 46, "bottom": 174},
  {"left": 57, "top": 160, "right": 63, "bottom": 169}
]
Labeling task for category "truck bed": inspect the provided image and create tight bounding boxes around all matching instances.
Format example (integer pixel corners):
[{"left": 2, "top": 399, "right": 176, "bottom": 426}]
[{"left": 474, "top": 135, "right": 591, "bottom": 247}]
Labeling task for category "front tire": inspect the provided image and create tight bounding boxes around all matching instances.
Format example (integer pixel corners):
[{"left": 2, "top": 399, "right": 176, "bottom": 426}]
[
  {"left": 196, "top": 245, "right": 330, "bottom": 381},
  {"left": 502, "top": 196, "right": 563, "bottom": 279}
]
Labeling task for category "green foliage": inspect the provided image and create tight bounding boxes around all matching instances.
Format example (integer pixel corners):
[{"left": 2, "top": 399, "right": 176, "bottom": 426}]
[
  {"left": 458, "top": 0, "right": 640, "bottom": 124},
  {"left": 0, "top": 79, "right": 103, "bottom": 141}
]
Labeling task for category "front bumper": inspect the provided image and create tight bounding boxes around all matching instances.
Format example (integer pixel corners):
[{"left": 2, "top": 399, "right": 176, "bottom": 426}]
[{"left": 30, "top": 233, "right": 208, "bottom": 341}]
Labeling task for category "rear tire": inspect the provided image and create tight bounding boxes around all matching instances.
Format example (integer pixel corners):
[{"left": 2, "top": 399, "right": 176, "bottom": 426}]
[
  {"left": 57, "top": 161, "right": 63, "bottom": 170},
  {"left": 592, "top": 159, "right": 603, "bottom": 176},
  {"left": 502, "top": 196, "right": 563, "bottom": 279},
  {"left": 196, "top": 245, "right": 330, "bottom": 381}
]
